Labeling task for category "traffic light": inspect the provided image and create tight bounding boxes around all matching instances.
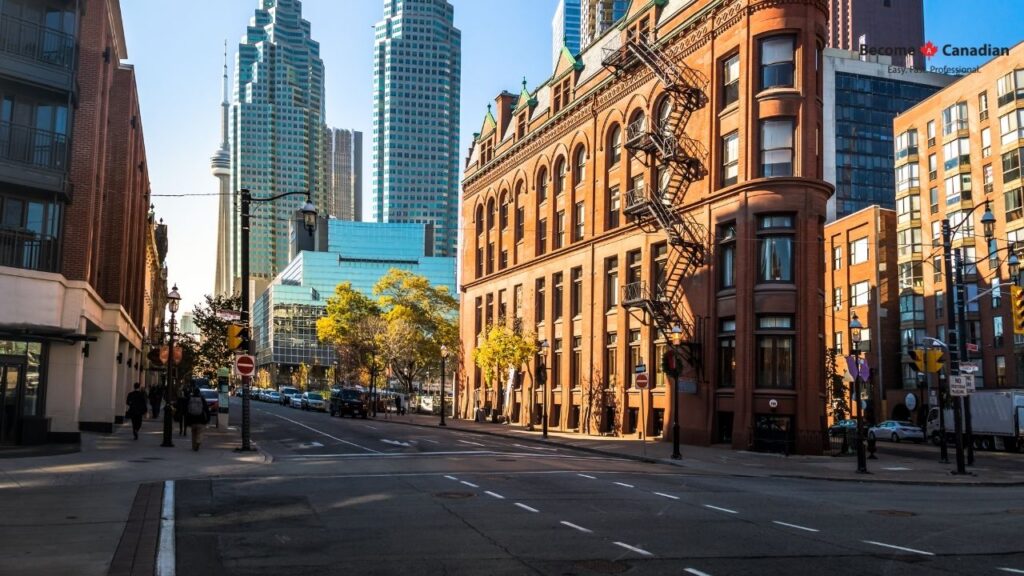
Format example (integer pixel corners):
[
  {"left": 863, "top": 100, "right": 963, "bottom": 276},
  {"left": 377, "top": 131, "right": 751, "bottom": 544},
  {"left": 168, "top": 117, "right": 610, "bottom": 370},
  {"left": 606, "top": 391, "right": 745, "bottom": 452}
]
[
  {"left": 1012, "top": 285, "right": 1024, "bottom": 335},
  {"left": 227, "top": 324, "right": 247, "bottom": 351},
  {"left": 925, "top": 349, "right": 944, "bottom": 373},
  {"left": 907, "top": 348, "right": 925, "bottom": 373}
]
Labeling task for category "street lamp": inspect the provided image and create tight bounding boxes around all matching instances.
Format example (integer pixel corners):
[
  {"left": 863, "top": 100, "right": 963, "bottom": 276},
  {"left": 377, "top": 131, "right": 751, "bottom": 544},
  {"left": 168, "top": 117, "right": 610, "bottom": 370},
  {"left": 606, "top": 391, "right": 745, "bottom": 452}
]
[
  {"left": 439, "top": 345, "right": 449, "bottom": 426},
  {"left": 162, "top": 284, "right": 181, "bottom": 448},
  {"left": 669, "top": 323, "right": 683, "bottom": 460},
  {"left": 238, "top": 189, "right": 317, "bottom": 452},
  {"left": 538, "top": 340, "right": 549, "bottom": 439},
  {"left": 850, "top": 311, "right": 867, "bottom": 473}
]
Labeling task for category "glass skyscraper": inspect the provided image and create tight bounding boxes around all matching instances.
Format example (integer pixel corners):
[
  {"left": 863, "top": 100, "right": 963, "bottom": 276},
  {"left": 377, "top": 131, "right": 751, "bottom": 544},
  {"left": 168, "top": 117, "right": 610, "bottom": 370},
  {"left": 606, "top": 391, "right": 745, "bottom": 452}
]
[
  {"left": 552, "top": 0, "right": 626, "bottom": 69},
  {"left": 372, "top": 0, "right": 461, "bottom": 258},
  {"left": 230, "top": 0, "right": 327, "bottom": 281}
]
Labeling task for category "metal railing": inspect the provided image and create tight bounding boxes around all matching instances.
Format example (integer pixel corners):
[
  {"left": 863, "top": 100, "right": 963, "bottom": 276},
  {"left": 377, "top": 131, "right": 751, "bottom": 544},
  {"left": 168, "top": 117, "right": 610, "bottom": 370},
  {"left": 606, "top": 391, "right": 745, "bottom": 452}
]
[
  {"left": 0, "top": 14, "right": 75, "bottom": 69},
  {"left": 0, "top": 228, "right": 60, "bottom": 272},
  {"left": 621, "top": 280, "right": 649, "bottom": 306},
  {"left": 0, "top": 122, "right": 68, "bottom": 170}
]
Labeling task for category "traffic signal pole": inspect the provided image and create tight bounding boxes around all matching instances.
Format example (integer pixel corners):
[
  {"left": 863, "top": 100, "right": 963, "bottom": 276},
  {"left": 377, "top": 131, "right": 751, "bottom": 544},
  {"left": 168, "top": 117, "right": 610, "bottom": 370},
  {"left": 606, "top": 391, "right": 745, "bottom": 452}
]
[
  {"left": 954, "top": 248, "right": 975, "bottom": 466},
  {"left": 239, "top": 189, "right": 253, "bottom": 452},
  {"left": 941, "top": 221, "right": 967, "bottom": 474}
]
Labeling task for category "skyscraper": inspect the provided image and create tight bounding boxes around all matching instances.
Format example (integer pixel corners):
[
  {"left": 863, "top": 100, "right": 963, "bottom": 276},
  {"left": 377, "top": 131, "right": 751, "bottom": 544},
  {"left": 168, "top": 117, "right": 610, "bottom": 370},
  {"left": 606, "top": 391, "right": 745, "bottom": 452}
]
[
  {"left": 213, "top": 46, "right": 233, "bottom": 297},
  {"left": 579, "top": 0, "right": 628, "bottom": 51},
  {"left": 372, "top": 0, "right": 461, "bottom": 257},
  {"left": 827, "top": 0, "right": 925, "bottom": 69},
  {"left": 230, "top": 0, "right": 326, "bottom": 282},
  {"left": 330, "top": 128, "right": 362, "bottom": 221},
  {"left": 551, "top": 0, "right": 581, "bottom": 69}
]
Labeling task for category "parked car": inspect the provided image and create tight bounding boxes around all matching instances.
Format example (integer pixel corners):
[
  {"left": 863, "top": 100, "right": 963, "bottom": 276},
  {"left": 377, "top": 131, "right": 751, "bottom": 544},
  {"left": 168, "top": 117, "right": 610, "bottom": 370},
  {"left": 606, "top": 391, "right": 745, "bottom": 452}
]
[
  {"left": 200, "top": 389, "right": 219, "bottom": 412},
  {"left": 828, "top": 419, "right": 857, "bottom": 435},
  {"left": 302, "top": 392, "right": 326, "bottom": 412},
  {"left": 279, "top": 387, "right": 299, "bottom": 406},
  {"left": 868, "top": 420, "right": 924, "bottom": 443},
  {"left": 265, "top": 390, "right": 281, "bottom": 403},
  {"left": 287, "top": 393, "right": 303, "bottom": 408},
  {"left": 330, "top": 388, "right": 368, "bottom": 418}
]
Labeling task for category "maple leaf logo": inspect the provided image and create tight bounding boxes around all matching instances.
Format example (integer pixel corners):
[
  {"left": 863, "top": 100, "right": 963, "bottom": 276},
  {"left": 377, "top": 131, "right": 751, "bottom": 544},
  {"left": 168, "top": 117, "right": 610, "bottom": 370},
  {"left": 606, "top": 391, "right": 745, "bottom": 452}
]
[{"left": 920, "top": 41, "right": 938, "bottom": 58}]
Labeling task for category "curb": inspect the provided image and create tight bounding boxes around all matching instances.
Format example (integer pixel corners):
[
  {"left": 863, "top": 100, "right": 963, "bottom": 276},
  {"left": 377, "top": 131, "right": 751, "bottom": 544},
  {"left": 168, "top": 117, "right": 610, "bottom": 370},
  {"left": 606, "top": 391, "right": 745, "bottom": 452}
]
[{"left": 376, "top": 416, "right": 1024, "bottom": 487}]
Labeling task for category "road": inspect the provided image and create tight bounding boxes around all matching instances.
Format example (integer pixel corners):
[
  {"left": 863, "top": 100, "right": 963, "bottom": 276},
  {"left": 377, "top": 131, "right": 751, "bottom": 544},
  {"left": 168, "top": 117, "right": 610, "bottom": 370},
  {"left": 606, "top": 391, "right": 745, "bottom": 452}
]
[{"left": 172, "top": 398, "right": 1024, "bottom": 575}]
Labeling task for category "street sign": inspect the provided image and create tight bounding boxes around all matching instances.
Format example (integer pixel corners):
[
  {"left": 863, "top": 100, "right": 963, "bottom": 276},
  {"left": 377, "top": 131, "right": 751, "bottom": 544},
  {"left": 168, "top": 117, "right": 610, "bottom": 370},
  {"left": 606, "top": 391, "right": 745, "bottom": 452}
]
[
  {"left": 929, "top": 389, "right": 938, "bottom": 405},
  {"left": 235, "top": 354, "right": 256, "bottom": 377},
  {"left": 965, "top": 374, "right": 976, "bottom": 392},
  {"left": 635, "top": 362, "right": 647, "bottom": 374},
  {"left": 768, "top": 398, "right": 778, "bottom": 409},
  {"left": 635, "top": 373, "right": 649, "bottom": 389},
  {"left": 959, "top": 361, "right": 979, "bottom": 374},
  {"left": 965, "top": 342, "right": 980, "bottom": 353},
  {"left": 949, "top": 375, "right": 968, "bottom": 397}
]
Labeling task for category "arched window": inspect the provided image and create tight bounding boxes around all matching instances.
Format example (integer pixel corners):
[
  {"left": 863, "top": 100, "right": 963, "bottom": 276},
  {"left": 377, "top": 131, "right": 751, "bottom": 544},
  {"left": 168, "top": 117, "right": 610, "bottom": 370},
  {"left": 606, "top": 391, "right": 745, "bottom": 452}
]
[
  {"left": 608, "top": 124, "right": 622, "bottom": 166},
  {"left": 573, "top": 146, "right": 587, "bottom": 187},
  {"left": 627, "top": 111, "right": 646, "bottom": 144},
  {"left": 475, "top": 205, "right": 484, "bottom": 236},
  {"left": 499, "top": 192, "right": 510, "bottom": 230},
  {"left": 554, "top": 157, "right": 566, "bottom": 195},
  {"left": 487, "top": 198, "right": 496, "bottom": 230},
  {"left": 537, "top": 166, "right": 548, "bottom": 203},
  {"left": 656, "top": 98, "right": 673, "bottom": 132}
]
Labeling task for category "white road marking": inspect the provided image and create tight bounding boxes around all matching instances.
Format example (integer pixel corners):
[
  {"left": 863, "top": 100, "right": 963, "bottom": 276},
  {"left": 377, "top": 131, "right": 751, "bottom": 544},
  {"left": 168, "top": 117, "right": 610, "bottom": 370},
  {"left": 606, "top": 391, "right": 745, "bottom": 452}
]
[
  {"left": 704, "top": 505, "right": 738, "bottom": 514},
  {"left": 613, "top": 542, "right": 653, "bottom": 557},
  {"left": 560, "top": 521, "right": 592, "bottom": 533},
  {"left": 460, "top": 480, "right": 479, "bottom": 488},
  {"left": 381, "top": 439, "right": 411, "bottom": 447},
  {"left": 156, "top": 480, "right": 175, "bottom": 576},
  {"left": 863, "top": 540, "right": 935, "bottom": 556},
  {"left": 363, "top": 424, "right": 379, "bottom": 430},
  {"left": 997, "top": 568, "right": 1024, "bottom": 574},
  {"left": 298, "top": 441, "right": 324, "bottom": 448},
  {"left": 577, "top": 473, "right": 597, "bottom": 479},
  {"left": 684, "top": 569, "right": 712, "bottom": 576},
  {"left": 613, "top": 482, "right": 634, "bottom": 488},
  {"left": 259, "top": 410, "right": 380, "bottom": 453},
  {"left": 512, "top": 443, "right": 557, "bottom": 451},
  {"left": 772, "top": 521, "right": 819, "bottom": 533},
  {"left": 444, "top": 475, "right": 459, "bottom": 481},
  {"left": 485, "top": 491, "right": 505, "bottom": 499},
  {"left": 458, "top": 439, "right": 486, "bottom": 447},
  {"left": 515, "top": 503, "right": 539, "bottom": 513},
  {"left": 421, "top": 439, "right": 440, "bottom": 444},
  {"left": 882, "top": 466, "right": 912, "bottom": 471},
  {"left": 655, "top": 492, "right": 679, "bottom": 500}
]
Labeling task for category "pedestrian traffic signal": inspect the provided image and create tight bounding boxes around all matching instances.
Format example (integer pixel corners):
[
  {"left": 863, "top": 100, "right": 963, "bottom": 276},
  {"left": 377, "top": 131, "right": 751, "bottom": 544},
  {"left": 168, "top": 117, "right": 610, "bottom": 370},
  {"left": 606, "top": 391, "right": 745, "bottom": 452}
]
[
  {"left": 907, "top": 348, "right": 925, "bottom": 373},
  {"left": 227, "top": 324, "right": 247, "bottom": 351},
  {"left": 1012, "top": 285, "right": 1024, "bottom": 335}
]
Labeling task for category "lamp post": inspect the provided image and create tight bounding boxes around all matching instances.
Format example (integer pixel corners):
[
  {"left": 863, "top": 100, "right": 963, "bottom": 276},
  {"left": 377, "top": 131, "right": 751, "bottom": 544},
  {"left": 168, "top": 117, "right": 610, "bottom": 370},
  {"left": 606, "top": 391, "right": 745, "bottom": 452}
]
[
  {"left": 539, "top": 340, "right": 549, "bottom": 439},
  {"left": 238, "top": 188, "right": 316, "bottom": 451},
  {"left": 161, "top": 284, "right": 181, "bottom": 448},
  {"left": 669, "top": 323, "right": 683, "bottom": 460},
  {"left": 850, "top": 312, "right": 867, "bottom": 473},
  {"left": 439, "top": 345, "right": 449, "bottom": 426}
]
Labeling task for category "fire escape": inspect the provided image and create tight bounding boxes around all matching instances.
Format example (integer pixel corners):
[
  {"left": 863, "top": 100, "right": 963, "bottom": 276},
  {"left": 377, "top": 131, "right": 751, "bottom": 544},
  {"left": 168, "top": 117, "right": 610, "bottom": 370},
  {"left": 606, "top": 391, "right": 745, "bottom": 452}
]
[{"left": 603, "top": 32, "right": 709, "bottom": 374}]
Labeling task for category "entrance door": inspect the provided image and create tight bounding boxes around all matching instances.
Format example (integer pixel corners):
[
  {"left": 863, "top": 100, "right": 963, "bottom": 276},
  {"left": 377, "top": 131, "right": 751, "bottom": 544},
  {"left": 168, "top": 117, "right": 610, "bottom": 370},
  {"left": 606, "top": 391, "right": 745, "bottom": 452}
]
[{"left": 0, "top": 363, "right": 25, "bottom": 444}]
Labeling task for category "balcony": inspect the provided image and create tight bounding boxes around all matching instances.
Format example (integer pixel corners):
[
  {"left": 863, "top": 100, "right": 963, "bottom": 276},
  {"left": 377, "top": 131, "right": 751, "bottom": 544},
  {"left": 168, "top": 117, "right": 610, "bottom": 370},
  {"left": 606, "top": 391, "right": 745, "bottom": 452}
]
[
  {"left": 0, "top": 122, "right": 68, "bottom": 193},
  {"left": 0, "top": 14, "right": 75, "bottom": 91},
  {"left": 0, "top": 228, "right": 60, "bottom": 272}
]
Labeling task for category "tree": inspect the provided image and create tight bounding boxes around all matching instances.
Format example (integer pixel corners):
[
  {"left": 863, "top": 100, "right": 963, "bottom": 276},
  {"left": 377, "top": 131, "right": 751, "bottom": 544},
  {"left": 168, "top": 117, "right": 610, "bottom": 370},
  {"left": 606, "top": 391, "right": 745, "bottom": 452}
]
[
  {"left": 825, "top": 347, "right": 850, "bottom": 420},
  {"left": 373, "top": 269, "right": 458, "bottom": 393},
  {"left": 293, "top": 362, "right": 310, "bottom": 391},
  {"left": 254, "top": 368, "right": 271, "bottom": 390},
  {"left": 473, "top": 322, "right": 538, "bottom": 420},
  {"left": 316, "top": 282, "right": 381, "bottom": 385},
  {"left": 190, "top": 293, "right": 243, "bottom": 378}
]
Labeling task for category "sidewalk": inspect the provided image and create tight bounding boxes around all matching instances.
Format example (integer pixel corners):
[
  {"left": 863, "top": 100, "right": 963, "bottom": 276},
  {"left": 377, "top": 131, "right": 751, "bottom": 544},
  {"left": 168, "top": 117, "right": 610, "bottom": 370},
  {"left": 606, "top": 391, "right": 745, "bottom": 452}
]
[
  {"left": 0, "top": 418, "right": 267, "bottom": 576},
  {"left": 382, "top": 411, "right": 1024, "bottom": 486}
]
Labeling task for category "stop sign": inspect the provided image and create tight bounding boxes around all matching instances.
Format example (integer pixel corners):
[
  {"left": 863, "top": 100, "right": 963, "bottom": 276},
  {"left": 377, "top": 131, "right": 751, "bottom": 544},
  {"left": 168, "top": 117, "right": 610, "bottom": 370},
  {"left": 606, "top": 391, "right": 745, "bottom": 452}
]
[
  {"left": 235, "top": 354, "right": 256, "bottom": 377},
  {"left": 635, "top": 373, "right": 649, "bottom": 389}
]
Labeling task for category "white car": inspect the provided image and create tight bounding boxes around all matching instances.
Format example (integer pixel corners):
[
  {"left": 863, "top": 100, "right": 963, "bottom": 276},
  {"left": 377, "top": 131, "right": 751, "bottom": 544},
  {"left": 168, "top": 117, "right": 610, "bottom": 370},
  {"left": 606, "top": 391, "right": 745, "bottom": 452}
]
[
  {"left": 265, "top": 390, "right": 281, "bottom": 403},
  {"left": 301, "top": 392, "right": 326, "bottom": 411},
  {"left": 288, "top": 394, "right": 303, "bottom": 408},
  {"left": 868, "top": 420, "right": 924, "bottom": 443}
]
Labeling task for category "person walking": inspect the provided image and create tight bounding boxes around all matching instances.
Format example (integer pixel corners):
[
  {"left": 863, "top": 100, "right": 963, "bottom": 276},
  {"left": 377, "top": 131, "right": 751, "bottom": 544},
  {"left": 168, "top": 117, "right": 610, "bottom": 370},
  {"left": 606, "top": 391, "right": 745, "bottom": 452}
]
[
  {"left": 176, "top": 391, "right": 188, "bottom": 437},
  {"left": 148, "top": 384, "right": 163, "bottom": 419},
  {"left": 125, "top": 382, "right": 148, "bottom": 440},
  {"left": 185, "top": 386, "right": 211, "bottom": 451}
]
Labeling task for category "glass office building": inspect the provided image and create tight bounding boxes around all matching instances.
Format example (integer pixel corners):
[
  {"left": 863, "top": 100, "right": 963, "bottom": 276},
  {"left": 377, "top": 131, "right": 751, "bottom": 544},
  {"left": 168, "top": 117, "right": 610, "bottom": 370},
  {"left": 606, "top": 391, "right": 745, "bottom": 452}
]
[
  {"left": 372, "top": 0, "right": 461, "bottom": 257},
  {"left": 230, "top": 0, "right": 327, "bottom": 280},
  {"left": 252, "top": 220, "right": 456, "bottom": 374}
]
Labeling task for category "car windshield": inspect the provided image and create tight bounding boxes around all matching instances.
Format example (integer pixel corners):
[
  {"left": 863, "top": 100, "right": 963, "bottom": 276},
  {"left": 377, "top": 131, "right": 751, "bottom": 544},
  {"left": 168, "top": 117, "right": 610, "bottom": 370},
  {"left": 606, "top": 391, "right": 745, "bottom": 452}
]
[
  {"left": 307, "top": 393, "right": 323, "bottom": 400},
  {"left": 341, "top": 390, "right": 361, "bottom": 400}
]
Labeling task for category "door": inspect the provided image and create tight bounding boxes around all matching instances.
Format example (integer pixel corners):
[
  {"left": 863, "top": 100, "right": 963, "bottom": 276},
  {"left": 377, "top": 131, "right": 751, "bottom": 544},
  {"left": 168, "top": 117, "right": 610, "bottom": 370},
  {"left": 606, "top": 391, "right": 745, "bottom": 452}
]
[{"left": 0, "top": 363, "right": 25, "bottom": 444}]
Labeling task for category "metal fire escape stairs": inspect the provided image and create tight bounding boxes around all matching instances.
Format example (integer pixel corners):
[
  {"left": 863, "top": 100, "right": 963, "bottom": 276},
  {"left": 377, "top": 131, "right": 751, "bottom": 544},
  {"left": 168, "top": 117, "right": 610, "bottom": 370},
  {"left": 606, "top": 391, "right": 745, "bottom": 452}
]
[{"left": 603, "top": 33, "right": 710, "bottom": 376}]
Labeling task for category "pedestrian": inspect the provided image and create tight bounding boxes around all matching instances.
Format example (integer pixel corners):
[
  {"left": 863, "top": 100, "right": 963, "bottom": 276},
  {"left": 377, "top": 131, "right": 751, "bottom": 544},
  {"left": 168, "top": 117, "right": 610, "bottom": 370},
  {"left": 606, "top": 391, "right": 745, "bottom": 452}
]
[
  {"left": 148, "top": 384, "right": 163, "bottom": 419},
  {"left": 176, "top": 391, "right": 188, "bottom": 437},
  {"left": 125, "top": 382, "right": 148, "bottom": 440},
  {"left": 395, "top": 394, "right": 403, "bottom": 416},
  {"left": 185, "top": 386, "right": 210, "bottom": 451}
]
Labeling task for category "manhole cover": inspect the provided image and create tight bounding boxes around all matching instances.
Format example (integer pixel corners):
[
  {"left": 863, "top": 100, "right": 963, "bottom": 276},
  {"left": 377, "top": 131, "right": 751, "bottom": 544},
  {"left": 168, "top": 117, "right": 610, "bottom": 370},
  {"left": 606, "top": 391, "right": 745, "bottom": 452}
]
[
  {"left": 869, "top": 509, "right": 916, "bottom": 517},
  {"left": 435, "top": 492, "right": 474, "bottom": 499},
  {"left": 574, "top": 559, "right": 630, "bottom": 574}
]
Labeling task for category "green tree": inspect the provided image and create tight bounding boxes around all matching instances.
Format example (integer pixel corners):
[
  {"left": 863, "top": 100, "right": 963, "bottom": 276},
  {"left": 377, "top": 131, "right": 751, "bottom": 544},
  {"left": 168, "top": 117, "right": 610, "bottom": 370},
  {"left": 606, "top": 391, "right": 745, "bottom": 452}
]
[
  {"left": 473, "top": 322, "right": 538, "bottom": 419},
  {"left": 254, "top": 368, "right": 271, "bottom": 390},
  {"left": 293, "top": 362, "right": 310, "bottom": 391},
  {"left": 190, "top": 293, "right": 243, "bottom": 378},
  {"left": 316, "top": 282, "right": 381, "bottom": 385}
]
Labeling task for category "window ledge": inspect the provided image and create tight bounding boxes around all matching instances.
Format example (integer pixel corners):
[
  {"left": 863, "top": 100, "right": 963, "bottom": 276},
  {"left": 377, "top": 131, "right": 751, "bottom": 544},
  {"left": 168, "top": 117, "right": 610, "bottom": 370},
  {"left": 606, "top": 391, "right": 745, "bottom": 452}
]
[
  {"left": 719, "top": 102, "right": 740, "bottom": 118},
  {"left": 755, "top": 87, "right": 801, "bottom": 100}
]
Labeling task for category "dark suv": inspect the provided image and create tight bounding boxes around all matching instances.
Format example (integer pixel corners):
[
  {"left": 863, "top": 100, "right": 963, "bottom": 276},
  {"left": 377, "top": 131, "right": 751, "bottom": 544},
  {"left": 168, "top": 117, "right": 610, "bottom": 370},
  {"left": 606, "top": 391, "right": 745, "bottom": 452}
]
[{"left": 330, "top": 388, "right": 368, "bottom": 418}]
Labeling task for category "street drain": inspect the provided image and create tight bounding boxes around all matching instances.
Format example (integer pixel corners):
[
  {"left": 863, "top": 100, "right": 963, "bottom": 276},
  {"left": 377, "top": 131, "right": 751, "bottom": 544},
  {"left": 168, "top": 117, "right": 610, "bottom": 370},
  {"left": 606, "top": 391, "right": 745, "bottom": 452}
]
[
  {"left": 869, "top": 509, "right": 916, "bottom": 517},
  {"left": 435, "top": 492, "right": 474, "bottom": 499},
  {"left": 574, "top": 559, "right": 630, "bottom": 574}
]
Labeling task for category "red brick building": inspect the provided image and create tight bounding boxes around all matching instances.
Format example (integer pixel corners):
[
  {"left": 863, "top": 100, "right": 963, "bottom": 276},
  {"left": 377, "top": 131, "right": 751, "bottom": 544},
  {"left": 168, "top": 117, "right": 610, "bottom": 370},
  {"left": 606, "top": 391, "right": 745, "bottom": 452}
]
[
  {"left": 0, "top": 0, "right": 162, "bottom": 443},
  {"left": 460, "top": 0, "right": 833, "bottom": 453}
]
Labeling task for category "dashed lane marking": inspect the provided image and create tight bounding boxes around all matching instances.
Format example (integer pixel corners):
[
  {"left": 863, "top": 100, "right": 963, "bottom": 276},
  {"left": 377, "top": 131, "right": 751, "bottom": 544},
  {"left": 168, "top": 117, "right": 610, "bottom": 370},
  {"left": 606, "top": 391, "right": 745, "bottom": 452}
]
[
  {"left": 512, "top": 443, "right": 557, "bottom": 451},
  {"left": 458, "top": 439, "right": 486, "bottom": 447},
  {"left": 444, "top": 475, "right": 458, "bottom": 481},
  {"left": 577, "top": 473, "right": 597, "bottom": 479},
  {"left": 560, "top": 521, "right": 592, "bottom": 533},
  {"left": 485, "top": 491, "right": 505, "bottom": 499},
  {"left": 997, "top": 568, "right": 1024, "bottom": 574},
  {"left": 704, "top": 505, "right": 738, "bottom": 514},
  {"left": 515, "top": 503, "right": 539, "bottom": 513},
  {"left": 772, "top": 521, "right": 819, "bottom": 533},
  {"left": 684, "top": 569, "right": 712, "bottom": 576},
  {"left": 613, "top": 542, "right": 653, "bottom": 557},
  {"left": 862, "top": 540, "right": 935, "bottom": 556},
  {"left": 655, "top": 492, "right": 679, "bottom": 500},
  {"left": 613, "top": 482, "right": 634, "bottom": 488},
  {"left": 460, "top": 480, "right": 479, "bottom": 488}
]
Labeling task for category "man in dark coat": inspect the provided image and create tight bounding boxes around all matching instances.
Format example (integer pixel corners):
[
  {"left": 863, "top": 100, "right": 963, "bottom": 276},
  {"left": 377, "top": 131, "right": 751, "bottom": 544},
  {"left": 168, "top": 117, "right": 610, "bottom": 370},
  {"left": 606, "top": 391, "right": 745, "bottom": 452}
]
[
  {"left": 184, "top": 386, "right": 211, "bottom": 451},
  {"left": 126, "top": 383, "right": 148, "bottom": 440},
  {"left": 148, "top": 384, "right": 163, "bottom": 418}
]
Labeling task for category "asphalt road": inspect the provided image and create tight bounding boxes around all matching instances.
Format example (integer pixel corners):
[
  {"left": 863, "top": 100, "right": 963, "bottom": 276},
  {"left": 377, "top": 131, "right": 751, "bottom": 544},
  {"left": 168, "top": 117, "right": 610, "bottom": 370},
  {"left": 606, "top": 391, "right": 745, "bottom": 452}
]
[{"left": 172, "top": 399, "right": 1024, "bottom": 575}]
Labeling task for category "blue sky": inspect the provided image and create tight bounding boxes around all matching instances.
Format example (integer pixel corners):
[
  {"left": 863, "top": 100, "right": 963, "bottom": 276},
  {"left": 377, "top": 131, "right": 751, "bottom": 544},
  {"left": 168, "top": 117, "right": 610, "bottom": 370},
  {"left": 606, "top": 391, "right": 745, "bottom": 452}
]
[{"left": 120, "top": 0, "right": 1022, "bottom": 312}]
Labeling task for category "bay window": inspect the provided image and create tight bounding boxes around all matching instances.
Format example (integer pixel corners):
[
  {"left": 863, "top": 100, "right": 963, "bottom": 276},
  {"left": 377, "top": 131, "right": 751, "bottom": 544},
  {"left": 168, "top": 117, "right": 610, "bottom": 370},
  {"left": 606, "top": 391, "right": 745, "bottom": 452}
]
[
  {"left": 757, "top": 214, "right": 794, "bottom": 282},
  {"left": 760, "top": 118, "right": 794, "bottom": 177}
]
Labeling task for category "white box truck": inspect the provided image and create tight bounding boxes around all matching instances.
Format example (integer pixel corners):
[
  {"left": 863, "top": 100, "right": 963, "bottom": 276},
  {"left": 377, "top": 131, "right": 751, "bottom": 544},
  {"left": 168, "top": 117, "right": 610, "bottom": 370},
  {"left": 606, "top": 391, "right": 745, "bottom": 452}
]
[{"left": 926, "top": 389, "right": 1024, "bottom": 452}]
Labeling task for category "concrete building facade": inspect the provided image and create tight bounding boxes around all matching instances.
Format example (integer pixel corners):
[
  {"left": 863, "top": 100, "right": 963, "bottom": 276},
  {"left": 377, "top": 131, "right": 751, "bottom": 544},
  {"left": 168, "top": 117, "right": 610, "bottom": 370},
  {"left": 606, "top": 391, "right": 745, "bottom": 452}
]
[{"left": 461, "top": 0, "right": 833, "bottom": 454}]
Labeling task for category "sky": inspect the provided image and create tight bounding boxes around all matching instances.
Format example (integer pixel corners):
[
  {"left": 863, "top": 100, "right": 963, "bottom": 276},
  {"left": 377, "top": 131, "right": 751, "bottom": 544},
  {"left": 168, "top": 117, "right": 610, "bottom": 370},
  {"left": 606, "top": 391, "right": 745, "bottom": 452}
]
[{"left": 119, "top": 0, "right": 1023, "bottom": 314}]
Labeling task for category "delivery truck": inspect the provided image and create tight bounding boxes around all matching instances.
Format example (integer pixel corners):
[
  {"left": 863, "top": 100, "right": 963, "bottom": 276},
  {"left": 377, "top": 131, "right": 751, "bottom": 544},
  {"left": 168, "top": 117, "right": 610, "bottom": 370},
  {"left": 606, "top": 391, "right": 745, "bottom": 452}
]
[{"left": 926, "top": 389, "right": 1024, "bottom": 452}]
